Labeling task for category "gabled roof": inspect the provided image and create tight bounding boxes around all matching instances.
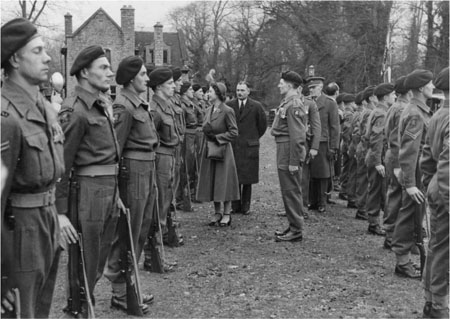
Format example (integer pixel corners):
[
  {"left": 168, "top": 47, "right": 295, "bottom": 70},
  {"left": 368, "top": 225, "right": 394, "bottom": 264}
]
[
  {"left": 135, "top": 30, "right": 188, "bottom": 64},
  {"left": 71, "top": 7, "right": 122, "bottom": 37}
]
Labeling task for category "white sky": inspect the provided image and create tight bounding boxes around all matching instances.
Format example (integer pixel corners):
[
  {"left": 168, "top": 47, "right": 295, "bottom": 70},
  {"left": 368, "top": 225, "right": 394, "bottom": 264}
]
[{"left": 1, "top": 0, "right": 191, "bottom": 34}]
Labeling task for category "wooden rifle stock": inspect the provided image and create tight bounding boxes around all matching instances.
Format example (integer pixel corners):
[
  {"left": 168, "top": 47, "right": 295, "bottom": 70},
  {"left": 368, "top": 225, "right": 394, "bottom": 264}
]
[
  {"left": 414, "top": 203, "right": 426, "bottom": 278},
  {"left": 117, "top": 199, "right": 144, "bottom": 316},
  {"left": 78, "top": 234, "right": 95, "bottom": 318}
]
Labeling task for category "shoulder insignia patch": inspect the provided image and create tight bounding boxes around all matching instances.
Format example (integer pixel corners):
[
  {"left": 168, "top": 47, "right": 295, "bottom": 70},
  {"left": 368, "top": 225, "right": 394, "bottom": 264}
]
[
  {"left": 1, "top": 111, "right": 9, "bottom": 118},
  {"left": 58, "top": 110, "right": 72, "bottom": 124},
  {"left": 404, "top": 115, "right": 422, "bottom": 140}
]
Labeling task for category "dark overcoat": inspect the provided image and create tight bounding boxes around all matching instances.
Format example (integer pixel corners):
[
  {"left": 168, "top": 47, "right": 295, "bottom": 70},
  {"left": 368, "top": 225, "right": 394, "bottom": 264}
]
[
  {"left": 226, "top": 98, "right": 267, "bottom": 184},
  {"left": 196, "top": 103, "right": 240, "bottom": 202},
  {"left": 310, "top": 94, "right": 340, "bottom": 178}
]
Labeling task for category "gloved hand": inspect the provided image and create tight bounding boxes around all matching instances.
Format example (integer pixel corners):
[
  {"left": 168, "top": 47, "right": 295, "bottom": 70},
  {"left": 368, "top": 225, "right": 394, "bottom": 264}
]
[{"left": 327, "top": 149, "right": 336, "bottom": 161}]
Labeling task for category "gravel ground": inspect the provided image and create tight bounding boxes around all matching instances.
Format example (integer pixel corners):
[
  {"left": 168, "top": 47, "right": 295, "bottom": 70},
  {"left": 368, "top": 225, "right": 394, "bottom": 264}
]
[{"left": 50, "top": 133, "right": 424, "bottom": 319}]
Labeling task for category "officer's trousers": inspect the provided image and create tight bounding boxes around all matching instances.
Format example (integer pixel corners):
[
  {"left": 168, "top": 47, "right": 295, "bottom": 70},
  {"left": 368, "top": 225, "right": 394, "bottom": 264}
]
[
  {"left": 366, "top": 165, "right": 386, "bottom": 226},
  {"left": 156, "top": 152, "right": 175, "bottom": 231},
  {"left": 423, "top": 176, "right": 449, "bottom": 308},
  {"left": 340, "top": 148, "right": 350, "bottom": 194},
  {"left": 383, "top": 150, "right": 402, "bottom": 239},
  {"left": 278, "top": 169, "right": 304, "bottom": 233},
  {"left": 105, "top": 158, "right": 156, "bottom": 284},
  {"left": 177, "top": 133, "right": 196, "bottom": 210},
  {"left": 392, "top": 169, "right": 425, "bottom": 256},
  {"left": 172, "top": 145, "right": 182, "bottom": 208},
  {"left": 301, "top": 164, "right": 310, "bottom": 206},
  {"left": 309, "top": 178, "right": 328, "bottom": 207},
  {"left": 2, "top": 204, "right": 60, "bottom": 318},
  {"left": 232, "top": 184, "right": 252, "bottom": 213},
  {"left": 355, "top": 151, "right": 368, "bottom": 212},
  {"left": 346, "top": 155, "right": 357, "bottom": 203},
  {"left": 77, "top": 176, "right": 118, "bottom": 297}
]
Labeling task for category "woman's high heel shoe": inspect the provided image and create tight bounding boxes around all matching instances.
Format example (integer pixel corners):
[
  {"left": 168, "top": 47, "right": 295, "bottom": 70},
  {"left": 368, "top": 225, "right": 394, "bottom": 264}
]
[
  {"left": 209, "top": 213, "right": 222, "bottom": 226},
  {"left": 219, "top": 214, "right": 231, "bottom": 227}
]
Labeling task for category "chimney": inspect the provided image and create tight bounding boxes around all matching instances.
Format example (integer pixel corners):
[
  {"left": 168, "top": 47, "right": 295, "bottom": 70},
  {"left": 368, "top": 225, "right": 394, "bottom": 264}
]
[
  {"left": 64, "top": 13, "right": 72, "bottom": 37},
  {"left": 154, "top": 22, "right": 164, "bottom": 66},
  {"left": 121, "top": 5, "right": 135, "bottom": 56}
]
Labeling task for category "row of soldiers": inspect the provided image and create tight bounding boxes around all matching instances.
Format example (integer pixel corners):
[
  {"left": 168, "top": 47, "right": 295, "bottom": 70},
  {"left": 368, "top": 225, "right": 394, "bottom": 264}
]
[
  {"left": 298, "top": 67, "right": 448, "bottom": 318},
  {"left": 0, "top": 17, "right": 215, "bottom": 318}
]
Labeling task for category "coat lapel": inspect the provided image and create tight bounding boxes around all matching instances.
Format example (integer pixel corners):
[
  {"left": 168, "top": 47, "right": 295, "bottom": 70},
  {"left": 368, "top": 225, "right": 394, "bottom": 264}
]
[
  {"left": 239, "top": 99, "right": 252, "bottom": 121},
  {"left": 210, "top": 104, "right": 222, "bottom": 122}
]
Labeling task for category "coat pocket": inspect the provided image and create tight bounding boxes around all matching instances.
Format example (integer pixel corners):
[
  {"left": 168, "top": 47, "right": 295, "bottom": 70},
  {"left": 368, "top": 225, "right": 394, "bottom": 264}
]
[{"left": 247, "top": 139, "right": 260, "bottom": 159}]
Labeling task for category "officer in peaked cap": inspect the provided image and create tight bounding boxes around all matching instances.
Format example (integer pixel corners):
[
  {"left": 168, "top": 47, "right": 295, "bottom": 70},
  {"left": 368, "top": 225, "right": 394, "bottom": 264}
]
[
  {"left": 104, "top": 56, "right": 157, "bottom": 313},
  {"left": 56, "top": 44, "right": 120, "bottom": 316},
  {"left": 383, "top": 76, "right": 411, "bottom": 250},
  {"left": 1, "top": 17, "right": 64, "bottom": 318},
  {"left": 421, "top": 66, "right": 449, "bottom": 318},
  {"left": 392, "top": 69, "right": 434, "bottom": 279}
]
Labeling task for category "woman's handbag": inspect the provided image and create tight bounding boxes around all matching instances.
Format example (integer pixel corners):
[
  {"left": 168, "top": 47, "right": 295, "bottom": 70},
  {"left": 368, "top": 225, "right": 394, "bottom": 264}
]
[{"left": 206, "top": 141, "right": 226, "bottom": 161}]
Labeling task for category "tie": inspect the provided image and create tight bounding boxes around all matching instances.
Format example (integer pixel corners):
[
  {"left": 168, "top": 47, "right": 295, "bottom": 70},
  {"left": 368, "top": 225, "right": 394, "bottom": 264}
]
[{"left": 240, "top": 101, "right": 244, "bottom": 109}]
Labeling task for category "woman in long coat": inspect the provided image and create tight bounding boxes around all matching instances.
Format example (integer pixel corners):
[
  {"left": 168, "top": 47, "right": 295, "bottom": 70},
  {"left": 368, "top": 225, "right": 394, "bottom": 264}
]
[{"left": 196, "top": 82, "right": 240, "bottom": 226}]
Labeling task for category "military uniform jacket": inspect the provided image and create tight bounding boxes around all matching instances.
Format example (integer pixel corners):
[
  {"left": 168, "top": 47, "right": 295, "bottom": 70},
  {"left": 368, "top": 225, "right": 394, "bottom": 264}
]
[
  {"left": 303, "top": 96, "right": 321, "bottom": 150},
  {"left": 365, "top": 102, "right": 388, "bottom": 167},
  {"left": 151, "top": 94, "right": 180, "bottom": 151},
  {"left": 55, "top": 85, "right": 119, "bottom": 214},
  {"left": 113, "top": 88, "right": 159, "bottom": 155},
  {"left": 1, "top": 80, "right": 65, "bottom": 198},
  {"left": 341, "top": 105, "right": 354, "bottom": 153},
  {"left": 180, "top": 96, "right": 199, "bottom": 131},
  {"left": 420, "top": 101, "right": 449, "bottom": 211},
  {"left": 170, "top": 94, "right": 186, "bottom": 142},
  {"left": 192, "top": 97, "right": 205, "bottom": 127},
  {"left": 355, "top": 102, "right": 375, "bottom": 155},
  {"left": 226, "top": 97, "right": 267, "bottom": 184},
  {"left": 315, "top": 94, "right": 340, "bottom": 149},
  {"left": 349, "top": 108, "right": 362, "bottom": 157},
  {"left": 384, "top": 97, "right": 408, "bottom": 169},
  {"left": 271, "top": 93, "right": 307, "bottom": 166},
  {"left": 398, "top": 97, "right": 432, "bottom": 188}
]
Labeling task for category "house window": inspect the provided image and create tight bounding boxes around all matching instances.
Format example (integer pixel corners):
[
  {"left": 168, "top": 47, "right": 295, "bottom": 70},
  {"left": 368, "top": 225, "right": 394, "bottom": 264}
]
[
  {"left": 105, "top": 49, "right": 111, "bottom": 63},
  {"left": 149, "top": 49, "right": 154, "bottom": 63},
  {"left": 163, "top": 50, "right": 168, "bottom": 64}
]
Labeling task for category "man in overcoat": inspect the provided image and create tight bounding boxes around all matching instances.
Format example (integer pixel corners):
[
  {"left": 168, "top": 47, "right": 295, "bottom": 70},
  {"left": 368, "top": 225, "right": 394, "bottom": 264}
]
[
  {"left": 309, "top": 82, "right": 340, "bottom": 213},
  {"left": 226, "top": 81, "right": 267, "bottom": 215}
]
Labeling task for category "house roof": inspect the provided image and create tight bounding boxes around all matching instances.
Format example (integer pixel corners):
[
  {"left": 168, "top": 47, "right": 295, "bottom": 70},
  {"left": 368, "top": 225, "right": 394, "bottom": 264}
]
[
  {"left": 71, "top": 7, "right": 122, "bottom": 37},
  {"left": 135, "top": 30, "right": 188, "bottom": 66}
]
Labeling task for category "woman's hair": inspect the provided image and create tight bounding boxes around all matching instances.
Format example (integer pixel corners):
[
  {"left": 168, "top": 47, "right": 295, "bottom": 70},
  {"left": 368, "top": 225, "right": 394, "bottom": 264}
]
[{"left": 211, "top": 83, "right": 226, "bottom": 102}]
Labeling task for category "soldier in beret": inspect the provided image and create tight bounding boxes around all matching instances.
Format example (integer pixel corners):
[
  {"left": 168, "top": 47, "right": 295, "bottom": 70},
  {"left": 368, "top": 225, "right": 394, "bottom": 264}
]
[
  {"left": 383, "top": 76, "right": 411, "bottom": 249},
  {"left": 309, "top": 81, "right": 340, "bottom": 213},
  {"left": 354, "top": 85, "right": 377, "bottom": 220},
  {"left": 272, "top": 71, "right": 307, "bottom": 242},
  {"left": 143, "top": 67, "right": 179, "bottom": 272},
  {"left": 55, "top": 45, "right": 119, "bottom": 315},
  {"left": 1, "top": 18, "right": 64, "bottom": 318},
  {"left": 339, "top": 94, "right": 356, "bottom": 203},
  {"left": 420, "top": 67, "right": 449, "bottom": 318},
  {"left": 103, "top": 56, "right": 156, "bottom": 313},
  {"left": 392, "top": 69, "right": 434, "bottom": 278},
  {"left": 364, "top": 83, "right": 396, "bottom": 236}
]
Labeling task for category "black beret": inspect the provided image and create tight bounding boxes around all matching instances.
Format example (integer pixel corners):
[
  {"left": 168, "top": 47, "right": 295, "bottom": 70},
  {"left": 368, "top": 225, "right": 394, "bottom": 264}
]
[
  {"left": 374, "top": 83, "right": 395, "bottom": 97},
  {"left": 192, "top": 84, "right": 201, "bottom": 92},
  {"left": 171, "top": 67, "right": 182, "bottom": 81},
  {"left": 306, "top": 76, "right": 325, "bottom": 87},
  {"left": 1, "top": 18, "right": 38, "bottom": 67},
  {"left": 116, "top": 56, "right": 144, "bottom": 85},
  {"left": 363, "top": 85, "right": 376, "bottom": 100},
  {"left": 434, "top": 67, "right": 449, "bottom": 91},
  {"left": 202, "top": 86, "right": 209, "bottom": 94},
  {"left": 180, "top": 81, "right": 191, "bottom": 95},
  {"left": 148, "top": 67, "right": 172, "bottom": 87},
  {"left": 70, "top": 45, "right": 105, "bottom": 76},
  {"left": 394, "top": 76, "right": 408, "bottom": 95},
  {"left": 281, "top": 71, "right": 303, "bottom": 86},
  {"left": 355, "top": 91, "right": 364, "bottom": 105},
  {"left": 336, "top": 93, "right": 345, "bottom": 104},
  {"left": 181, "top": 65, "right": 190, "bottom": 73},
  {"left": 404, "top": 69, "right": 434, "bottom": 90},
  {"left": 342, "top": 94, "right": 355, "bottom": 103}
]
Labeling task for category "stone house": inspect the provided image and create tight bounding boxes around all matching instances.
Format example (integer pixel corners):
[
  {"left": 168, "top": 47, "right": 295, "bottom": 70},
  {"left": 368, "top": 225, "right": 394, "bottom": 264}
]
[{"left": 63, "top": 5, "right": 188, "bottom": 98}]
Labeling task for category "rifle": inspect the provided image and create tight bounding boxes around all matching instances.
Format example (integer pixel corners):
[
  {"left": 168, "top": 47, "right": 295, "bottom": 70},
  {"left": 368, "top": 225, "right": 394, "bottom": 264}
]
[
  {"left": 65, "top": 180, "right": 95, "bottom": 319},
  {"left": 116, "top": 199, "right": 144, "bottom": 316},
  {"left": 166, "top": 209, "right": 183, "bottom": 248},
  {"left": 147, "top": 181, "right": 165, "bottom": 273}
]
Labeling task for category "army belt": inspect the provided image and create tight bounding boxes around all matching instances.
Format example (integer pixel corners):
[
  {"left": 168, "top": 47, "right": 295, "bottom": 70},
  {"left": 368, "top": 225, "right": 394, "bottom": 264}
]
[
  {"left": 185, "top": 128, "right": 197, "bottom": 134},
  {"left": 9, "top": 187, "right": 56, "bottom": 208},
  {"left": 156, "top": 145, "right": 176, "bottom": 156},
  {"left": 122, "top": 150, "right": 156, "bottom": 161},
  {"left": 75, "top": 164, "right": 119, "bottom": 176}
]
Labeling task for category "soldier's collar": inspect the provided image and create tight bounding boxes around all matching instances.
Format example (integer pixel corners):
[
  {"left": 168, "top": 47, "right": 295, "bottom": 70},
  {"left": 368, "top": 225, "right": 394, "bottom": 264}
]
[
  {"left": 281, "top": 92, "right": 297, "bottom": 104},
  {"left": 1, "top": 80, "right": 40, "bottom": 117},
  {"left": 397, "top": 96, "right": 409, "bottom": 103},
  {"left": 376, "top": 102, "right": 388, "bottom": 111},
  {"left": 181, "top": 95, "right": 193, "bottom": 106},
  {"left": 152, "top": 93, "right": 171, "bottom": 110},
  {"left": 75, "top": 85, "right": 100, "bottom": 109},
  {"left": 411, "top": 97, "right": 431, "bottom": 114},
  {"left": 120, "top": 87, "right": 146, "bottom": 108}
]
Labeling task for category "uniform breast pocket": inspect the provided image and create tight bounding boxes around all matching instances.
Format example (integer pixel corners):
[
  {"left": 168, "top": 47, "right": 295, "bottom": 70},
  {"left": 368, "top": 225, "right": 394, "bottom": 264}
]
[
  {"left": 133, "top": 113, "right": 149, "bottom": 124},
  {"left": 24, "top": 132, "right": 52, "bottom": 181},
  {"left": 87, "top": 116, "right": 111, "bottom": 145},
  {"left": 161, "top": 121, "right": 173, "bottom": 140}
]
